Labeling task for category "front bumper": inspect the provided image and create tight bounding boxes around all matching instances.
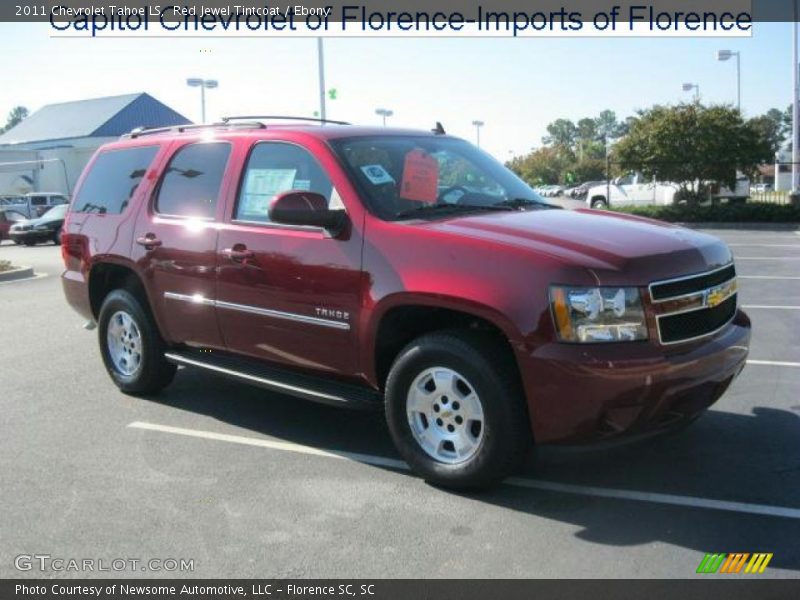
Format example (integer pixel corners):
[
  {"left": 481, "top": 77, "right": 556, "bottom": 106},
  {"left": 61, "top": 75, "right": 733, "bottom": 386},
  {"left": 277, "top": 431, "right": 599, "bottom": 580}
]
[
  {"left": 518, "top": 310, "right": 751, "bottom": 444},
  {"left": 10, "top": 229, "right": 55, "bottom": 243}
]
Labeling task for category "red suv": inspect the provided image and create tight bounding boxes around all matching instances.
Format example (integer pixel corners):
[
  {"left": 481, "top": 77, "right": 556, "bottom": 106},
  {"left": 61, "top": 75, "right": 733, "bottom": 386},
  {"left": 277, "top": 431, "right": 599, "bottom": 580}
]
[{"left": 61, "top": 118, "right": 750, "bottom": 488}]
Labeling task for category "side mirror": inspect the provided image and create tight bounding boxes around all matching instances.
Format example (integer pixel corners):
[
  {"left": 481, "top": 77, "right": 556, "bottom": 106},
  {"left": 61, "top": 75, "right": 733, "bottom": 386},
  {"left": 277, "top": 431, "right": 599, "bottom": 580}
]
[{"left": 268, "top": 191, "right": 347, "bottom": 235}]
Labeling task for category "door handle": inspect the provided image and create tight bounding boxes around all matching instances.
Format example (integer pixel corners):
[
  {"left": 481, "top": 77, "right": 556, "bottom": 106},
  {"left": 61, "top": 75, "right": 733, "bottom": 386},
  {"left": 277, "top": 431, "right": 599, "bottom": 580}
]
[
  {"left": 223, "top": 246, "right": 255, "bottom": 262},
  {"left": 136, "top": 234, "right": 162, "bottom": 249}
]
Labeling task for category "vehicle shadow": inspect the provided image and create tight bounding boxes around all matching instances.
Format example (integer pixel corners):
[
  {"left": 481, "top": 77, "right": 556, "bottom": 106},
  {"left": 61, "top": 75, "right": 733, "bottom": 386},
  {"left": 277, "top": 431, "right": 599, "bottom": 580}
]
[{"left": 143, "top": 367, "right": 800, "bottom": 572}]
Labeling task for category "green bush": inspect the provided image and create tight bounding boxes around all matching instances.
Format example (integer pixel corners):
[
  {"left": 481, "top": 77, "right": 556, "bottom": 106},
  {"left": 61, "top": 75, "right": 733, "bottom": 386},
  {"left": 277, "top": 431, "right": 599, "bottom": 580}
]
[{"left": 610, "top": 202, "right": 800, "bottom": 223}]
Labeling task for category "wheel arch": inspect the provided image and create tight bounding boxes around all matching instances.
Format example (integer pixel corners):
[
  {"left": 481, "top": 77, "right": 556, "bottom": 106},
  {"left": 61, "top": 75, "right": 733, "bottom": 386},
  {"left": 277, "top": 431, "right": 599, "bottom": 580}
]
[
  {"left": 87, "top": 260, "right": 165, "bottom": 338},
  {"left": 365, "top": 294, "right": 524, "bottom": 392}
]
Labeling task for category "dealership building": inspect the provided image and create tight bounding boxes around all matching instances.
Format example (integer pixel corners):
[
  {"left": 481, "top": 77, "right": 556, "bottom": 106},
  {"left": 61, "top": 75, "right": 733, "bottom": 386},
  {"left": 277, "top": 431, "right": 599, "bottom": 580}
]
[{"left": 0, "top": 93, "right": 191, "bottom": 197}]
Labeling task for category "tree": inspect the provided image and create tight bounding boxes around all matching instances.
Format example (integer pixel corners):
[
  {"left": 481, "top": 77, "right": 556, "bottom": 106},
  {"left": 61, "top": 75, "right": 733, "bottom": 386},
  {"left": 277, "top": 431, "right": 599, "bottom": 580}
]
[
  {"left": 1, "top": 106, "right": 28, "bottom": 133},
  {"left": 749, "top": 114, "right": 783, "bottom": 157},
  {"left": 542, "top": 118, "right": 578, "bottom": 150},
  {"left": 613, "top": 103, "right": 776, "bottom": 202},
  {"left": 762, "top": 106, "right": 791, "bottom": 147},
  {"left": 507, "top": 146, "right": 571, "bottom": 186}
]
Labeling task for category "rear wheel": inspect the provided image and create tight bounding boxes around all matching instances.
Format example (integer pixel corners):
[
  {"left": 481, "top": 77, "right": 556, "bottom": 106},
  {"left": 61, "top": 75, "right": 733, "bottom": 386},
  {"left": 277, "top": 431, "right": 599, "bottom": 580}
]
[
  {"left": 98, "top": 289, "right": 176, "bottom": 394},
  {"left": 385, "top": 330, "right": 532, "bottom": 489}
]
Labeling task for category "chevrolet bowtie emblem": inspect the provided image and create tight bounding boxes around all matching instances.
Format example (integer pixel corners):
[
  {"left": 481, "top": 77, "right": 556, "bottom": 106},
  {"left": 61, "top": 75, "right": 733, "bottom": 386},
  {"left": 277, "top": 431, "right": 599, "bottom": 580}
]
[{"left": 706, "top": 279, "right": 737, "bottom": 308}]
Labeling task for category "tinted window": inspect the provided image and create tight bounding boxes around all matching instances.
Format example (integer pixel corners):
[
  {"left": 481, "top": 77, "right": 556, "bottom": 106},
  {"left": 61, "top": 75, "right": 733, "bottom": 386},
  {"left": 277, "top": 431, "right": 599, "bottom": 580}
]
[
  {"left": 235, "top": 142, "right": 333, "bottom": 223},
  {"left": 74, "top": 146, "right": 159, "bottom": 214},
  {"left": 156, "top": 143, "right": 231, "bottom": 218},
  {"left": 30, "top": 196, "right": 46, "bottom": 206}
]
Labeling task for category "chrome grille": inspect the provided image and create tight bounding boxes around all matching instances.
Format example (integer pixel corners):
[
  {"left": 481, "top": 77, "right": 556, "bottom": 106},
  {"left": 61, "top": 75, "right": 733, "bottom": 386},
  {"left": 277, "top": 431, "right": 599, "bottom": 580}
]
[{"left": 650, "top": 264, "right": 738, "bottom": 345}]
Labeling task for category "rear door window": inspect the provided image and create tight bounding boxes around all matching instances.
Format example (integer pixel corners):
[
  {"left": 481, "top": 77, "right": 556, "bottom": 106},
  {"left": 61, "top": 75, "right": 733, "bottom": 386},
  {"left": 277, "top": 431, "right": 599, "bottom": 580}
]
[
  {"left": 73, "top": 146, "right": 160, "bottom": 214},
  {"left": 156, "top": 142, "right": 231, "bottom": 219}
]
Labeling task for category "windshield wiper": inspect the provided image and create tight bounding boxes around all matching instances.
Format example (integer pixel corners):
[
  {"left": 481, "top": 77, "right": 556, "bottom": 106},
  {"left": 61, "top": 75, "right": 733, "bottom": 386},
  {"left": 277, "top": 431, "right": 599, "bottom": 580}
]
[
  {"left": 492, "top": 198, "right": 561, "bottom": 210},
  {"left": 394, "top": 203, "right": 513, "bottom": 220}
]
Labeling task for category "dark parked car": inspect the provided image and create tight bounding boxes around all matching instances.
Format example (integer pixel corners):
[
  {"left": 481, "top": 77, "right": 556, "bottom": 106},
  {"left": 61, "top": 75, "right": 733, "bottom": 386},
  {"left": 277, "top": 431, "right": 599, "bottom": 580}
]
[
  {"left": 61, "top": 119, "right": 749, "bottom": 489},
  {"left": 9, "top": 203, "right": 68, "bottom": 245},
  {"left": 0, "top": 209, "right": 27, "bottom": 241}
]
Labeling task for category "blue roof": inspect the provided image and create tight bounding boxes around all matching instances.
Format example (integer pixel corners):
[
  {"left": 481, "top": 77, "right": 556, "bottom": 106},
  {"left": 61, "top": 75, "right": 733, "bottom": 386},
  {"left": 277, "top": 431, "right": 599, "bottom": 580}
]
[{"left": 0, "top": 93, "right": 192, "bottom": 145}]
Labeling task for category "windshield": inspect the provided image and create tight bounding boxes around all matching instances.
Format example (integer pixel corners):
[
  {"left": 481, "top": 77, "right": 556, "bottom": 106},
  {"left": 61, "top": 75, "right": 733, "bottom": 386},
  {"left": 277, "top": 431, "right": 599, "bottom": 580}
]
[
  {"left": 41, "top": 204, "right": 68, "bottom": 219},
  {"left": 330, "top": 136, "right": 549, "bottom": 220}
]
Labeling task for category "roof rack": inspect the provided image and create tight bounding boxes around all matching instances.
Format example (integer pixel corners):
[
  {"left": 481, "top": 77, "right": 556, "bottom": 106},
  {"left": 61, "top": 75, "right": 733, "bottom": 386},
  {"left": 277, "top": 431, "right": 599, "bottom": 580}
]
[
  {"left": 124, "top": 121, "right": 266, "bottom": 139},
  {"left": 123, "top": 115, "right": 351, "bottom": 139},
  {"left": 221, "top": 115, "right": 351, "bottom": 126}
]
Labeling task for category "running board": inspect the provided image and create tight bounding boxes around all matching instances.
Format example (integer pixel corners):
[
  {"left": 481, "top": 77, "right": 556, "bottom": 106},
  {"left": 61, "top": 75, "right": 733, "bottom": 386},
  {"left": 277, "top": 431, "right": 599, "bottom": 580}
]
[{"left": 164, "top": 350, "right": 382, "bottom": 409}]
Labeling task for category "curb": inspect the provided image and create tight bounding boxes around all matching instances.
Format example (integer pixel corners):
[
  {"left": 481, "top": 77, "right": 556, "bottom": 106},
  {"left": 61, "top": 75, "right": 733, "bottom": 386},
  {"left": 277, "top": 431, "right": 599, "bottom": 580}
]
[
  {"left": 681, "top": 222, "right": 800, "bottom": 231},
  {"left": 0, "top": 266, "right": 35, "bottom": 282}
]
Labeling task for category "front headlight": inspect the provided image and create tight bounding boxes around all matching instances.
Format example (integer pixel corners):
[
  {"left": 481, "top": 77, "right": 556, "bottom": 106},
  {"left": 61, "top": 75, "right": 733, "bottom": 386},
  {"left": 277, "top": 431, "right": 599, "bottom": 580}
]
[
  {"left": 549, "top": 286, "right": 648, "bottom": 343},
  {"left": 34, "top": 224, "right": 53, "bottom": 231}
]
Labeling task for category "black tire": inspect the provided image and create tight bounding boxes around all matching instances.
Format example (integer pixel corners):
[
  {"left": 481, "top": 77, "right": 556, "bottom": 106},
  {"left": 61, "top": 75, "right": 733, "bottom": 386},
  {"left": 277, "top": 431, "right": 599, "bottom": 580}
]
[
  {"left": 590, "top": 197, "right": 608, "bottom": 209},
  {"left": 53, "top": 227, "right": 62, "bottom": 245},
  {"left": 385, "top": 330, "right": 532, "bottom": 490},
  {"left": 23, "top": 240, "right": 36, "bottom": 246},
  {"left": 97, "top": 289, "right": 176, "bottom": 395}
]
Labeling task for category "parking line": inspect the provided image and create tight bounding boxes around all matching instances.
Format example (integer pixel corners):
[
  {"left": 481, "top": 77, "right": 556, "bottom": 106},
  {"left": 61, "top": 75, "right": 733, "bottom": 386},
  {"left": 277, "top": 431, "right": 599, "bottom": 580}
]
[
  {"left": 127, "top": 421, "right": 407, "bottom": 469},
  {"left": 741, "top": 305, "right": 800, "bottom": 310},
  {"left": 0, "top": 273, "right": 47, "bottom": 285},
  {"left": 747, "top": 360, "right": 800, "bottom": 368},
  {"left": 728, "top": 244, "right": 800, "bottom": 248},
  {"left": 128, "top": 421, "right": 800, "bottom": 520},
  {"left": 738, "top": 276, "right": 800, "bottom": 280},
  {"left": 735, "top": 257, "right": 800, "bottom": 260}
]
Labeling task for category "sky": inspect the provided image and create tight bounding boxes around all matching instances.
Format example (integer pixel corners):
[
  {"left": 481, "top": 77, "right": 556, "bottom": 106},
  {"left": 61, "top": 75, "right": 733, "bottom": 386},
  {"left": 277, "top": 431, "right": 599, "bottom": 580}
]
[{"left": 0, "top": 22, "right": 793, "bottom": 159}]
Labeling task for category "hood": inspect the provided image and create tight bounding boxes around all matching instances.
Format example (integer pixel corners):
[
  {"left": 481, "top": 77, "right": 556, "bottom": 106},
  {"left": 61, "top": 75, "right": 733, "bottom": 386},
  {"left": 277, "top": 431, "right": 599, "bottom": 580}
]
[{"left": 418, "top": 208, "right": 732, "bottom": 285}]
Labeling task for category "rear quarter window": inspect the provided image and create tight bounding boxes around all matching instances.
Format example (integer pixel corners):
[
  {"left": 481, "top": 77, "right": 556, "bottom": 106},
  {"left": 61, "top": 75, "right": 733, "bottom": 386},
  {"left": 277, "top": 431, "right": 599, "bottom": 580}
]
[{"left": 73, "top": 146, "right": 160, "bottom": 214}]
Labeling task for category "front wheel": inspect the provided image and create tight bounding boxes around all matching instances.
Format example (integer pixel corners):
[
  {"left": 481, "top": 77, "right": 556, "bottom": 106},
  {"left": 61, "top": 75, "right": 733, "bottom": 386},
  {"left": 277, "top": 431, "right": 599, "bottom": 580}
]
[
  {"left": 385, "top": 330, "right": 532, "bottom": 489},
  {"left": 98, "top": 289, "right": 176, "bottom": 394},
  {"left": 590, "top": 197, "right": 608, "bottom": 209}
]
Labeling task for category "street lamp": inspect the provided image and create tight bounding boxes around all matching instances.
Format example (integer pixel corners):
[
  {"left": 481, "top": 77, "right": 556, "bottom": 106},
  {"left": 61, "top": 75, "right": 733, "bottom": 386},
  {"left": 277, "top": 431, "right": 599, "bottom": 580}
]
[
  {"left": 682, "top": 82, "right": 700, "bottom": 103},
  {"left": 317, "top": 38, "right": 326, "bottom": 121},
  {"left": 717, "top": 49, "right": 741, "bottom": 112},
  {"left": 375, "top": 108, "right": 394, "bottom": 127},
  {"left": 186, "top": 78, "right": 218, "bottom": 123},
  {"left": 472, "top": 120, "right": 485, "bottom": 147}
]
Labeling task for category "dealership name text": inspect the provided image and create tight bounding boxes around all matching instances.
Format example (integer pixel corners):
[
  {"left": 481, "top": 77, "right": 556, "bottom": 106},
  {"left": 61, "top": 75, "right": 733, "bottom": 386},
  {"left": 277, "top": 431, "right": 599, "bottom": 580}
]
[{"left": 44, "top": 4, "right": 753, "bottom": 37}]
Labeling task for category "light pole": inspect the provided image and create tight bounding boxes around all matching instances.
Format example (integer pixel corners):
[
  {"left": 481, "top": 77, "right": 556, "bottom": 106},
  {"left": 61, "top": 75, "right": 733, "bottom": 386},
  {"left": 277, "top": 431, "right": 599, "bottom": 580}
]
[
  {"left": 317, "top": 38, "right": 326, "bottom": 121},
  {"left": 682, "top": 83, "right": 700, "bottom": 103},
  {"left": 472, "top": 120, "right": 485, "bottom": 147},
  {"left": 375, "top": 108, "right": 393, "bottom": 127},
  {"left": 186, "top": 78, "right": 218, "bottom": 123},
  {"left": 793, "top": 9, "right": 799, "bottom": 195},
  {"left": 716, "top": 50, "right": 741, "bottom": 112}
]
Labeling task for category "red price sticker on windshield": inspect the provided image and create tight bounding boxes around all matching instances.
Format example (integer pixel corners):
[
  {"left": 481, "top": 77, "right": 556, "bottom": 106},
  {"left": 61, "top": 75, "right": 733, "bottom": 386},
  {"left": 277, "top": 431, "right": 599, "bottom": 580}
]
[{"left": 401, "top": 149, "right": 439, "bottom": 202}]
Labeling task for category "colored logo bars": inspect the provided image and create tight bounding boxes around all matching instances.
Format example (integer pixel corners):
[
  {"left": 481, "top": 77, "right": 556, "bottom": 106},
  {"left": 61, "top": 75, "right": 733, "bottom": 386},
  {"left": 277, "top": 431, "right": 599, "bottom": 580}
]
[{"left": 697, "top": 553, "right": 773, "bottom": 574}]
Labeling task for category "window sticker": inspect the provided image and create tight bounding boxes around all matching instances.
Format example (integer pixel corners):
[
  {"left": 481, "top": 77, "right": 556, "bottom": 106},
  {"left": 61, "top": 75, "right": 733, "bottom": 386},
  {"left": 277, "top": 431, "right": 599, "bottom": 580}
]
[
  {"left": 293, "top": 179, "right": 312, "bottom": 191},
  {"left": 400, "top": 149, "right": 439, "bottom": 203},
  {"left": 240, "top": 168, "right": 297, "bottom": 216},
  {"left": 360, "top": 164, "right": 395, "bottom": 185}
]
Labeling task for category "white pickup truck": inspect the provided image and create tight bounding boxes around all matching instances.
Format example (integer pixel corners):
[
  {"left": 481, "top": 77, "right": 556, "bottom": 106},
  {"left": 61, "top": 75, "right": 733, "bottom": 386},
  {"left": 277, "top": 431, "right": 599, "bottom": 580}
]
[{"left": 585, "top": 172, "right": 750, "bottom": 209}]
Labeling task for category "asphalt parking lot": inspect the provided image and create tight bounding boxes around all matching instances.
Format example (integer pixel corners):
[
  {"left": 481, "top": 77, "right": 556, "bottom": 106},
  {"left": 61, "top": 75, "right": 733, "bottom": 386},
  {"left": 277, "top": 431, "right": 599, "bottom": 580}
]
[{"left": 1, "top": 227, "right": 799, "bottom": 579}]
